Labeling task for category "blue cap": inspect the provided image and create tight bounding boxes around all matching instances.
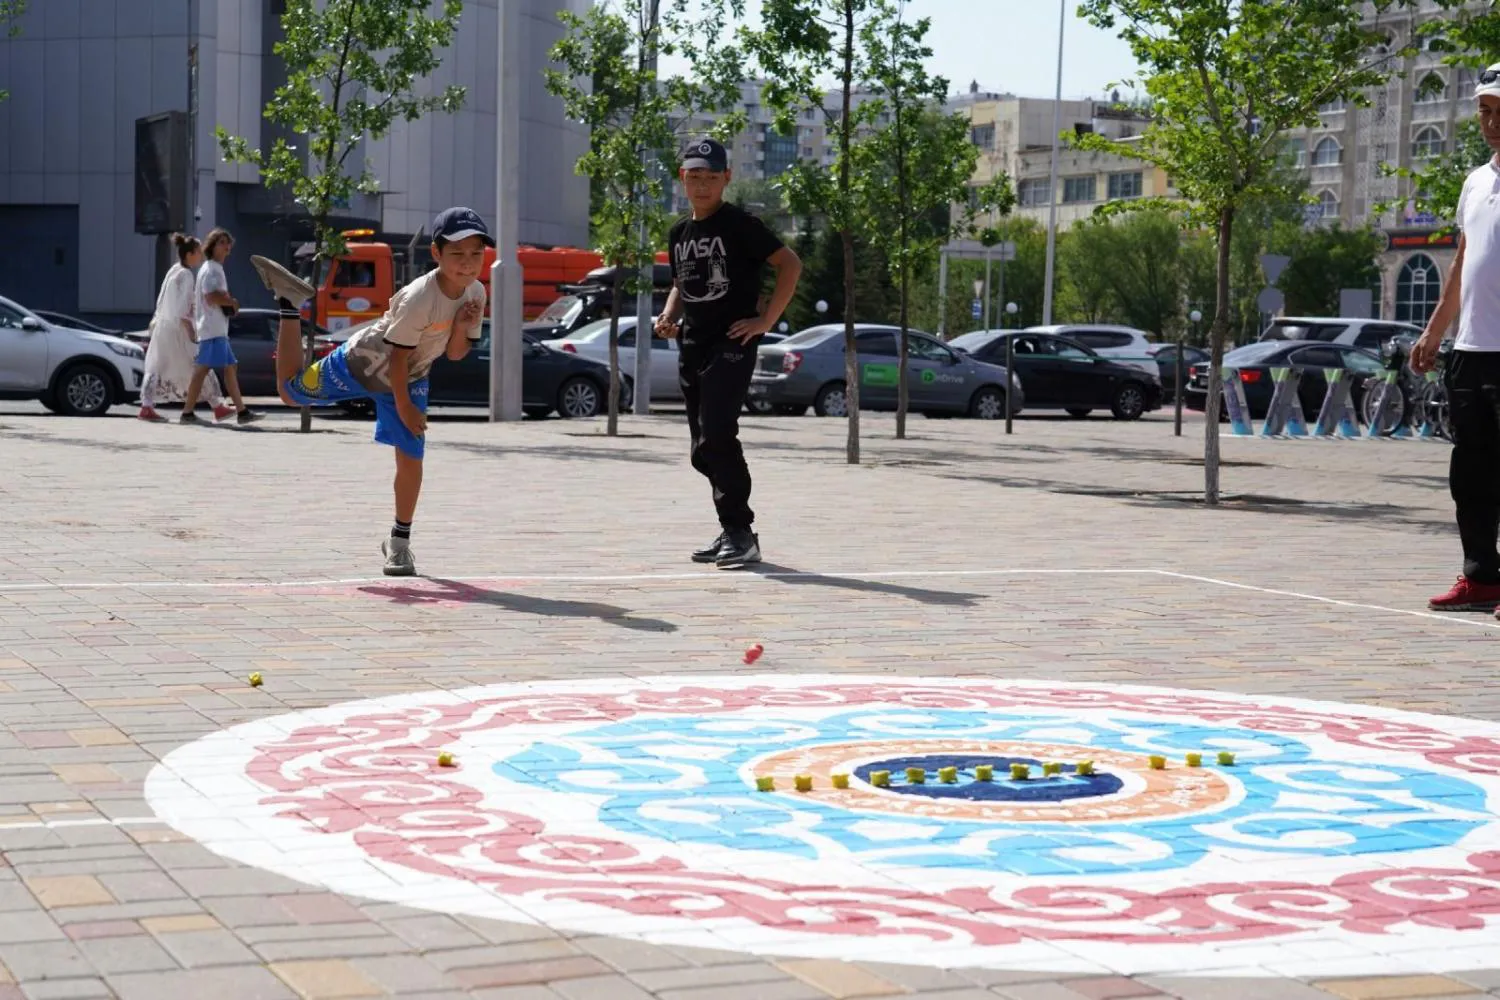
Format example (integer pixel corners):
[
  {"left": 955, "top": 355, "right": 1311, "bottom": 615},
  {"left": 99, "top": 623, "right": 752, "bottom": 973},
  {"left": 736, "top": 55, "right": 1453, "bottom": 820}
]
[{"left": 432, "top": 206, "right": 495, "bottom": 247}]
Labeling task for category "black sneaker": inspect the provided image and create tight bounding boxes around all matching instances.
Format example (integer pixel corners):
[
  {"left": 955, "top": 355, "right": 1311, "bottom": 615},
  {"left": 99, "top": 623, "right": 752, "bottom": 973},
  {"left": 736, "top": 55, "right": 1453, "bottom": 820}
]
[
  {"left": 715, "top": 530, "right": 761, "bottom": 570},
  {"left": 691, "top": 531, "right": 729, "bottom": 564},
  {"left": 237, "top": 409, "right": 264, "bottom": 426}
]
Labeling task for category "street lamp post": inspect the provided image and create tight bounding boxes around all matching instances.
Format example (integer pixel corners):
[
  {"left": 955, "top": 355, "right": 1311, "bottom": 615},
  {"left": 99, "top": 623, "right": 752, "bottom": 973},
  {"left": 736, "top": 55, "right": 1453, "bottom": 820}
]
[
  {"left": 489, "top": 0, "right": 523, "bottom": 422},
  {"left": 1041, "top": 0, "right": 1065, "bottom": 326},
  {"left": 1004, "top": 301, "right": 1018, "bottom": 435}
]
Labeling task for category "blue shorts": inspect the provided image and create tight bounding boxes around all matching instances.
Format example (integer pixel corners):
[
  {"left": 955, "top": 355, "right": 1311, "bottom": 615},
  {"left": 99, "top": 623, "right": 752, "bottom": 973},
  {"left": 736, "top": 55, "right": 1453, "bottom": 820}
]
[
  {"left": 195, "top": 337, "right": 237, "bottom": 368},
  {"left": 282, "top": 344, "right": 429, "bottom": 459}
]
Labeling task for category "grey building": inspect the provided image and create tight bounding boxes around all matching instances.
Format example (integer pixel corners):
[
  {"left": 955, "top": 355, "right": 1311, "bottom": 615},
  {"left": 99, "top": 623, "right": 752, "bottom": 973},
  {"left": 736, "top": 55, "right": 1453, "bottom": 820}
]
[{"left": 0, "top": 0, "right": 589, "bottom": 327}]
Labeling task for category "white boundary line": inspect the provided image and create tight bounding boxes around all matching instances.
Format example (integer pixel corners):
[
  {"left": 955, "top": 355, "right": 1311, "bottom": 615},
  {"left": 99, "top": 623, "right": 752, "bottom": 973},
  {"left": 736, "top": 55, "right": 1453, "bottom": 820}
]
[{"left": 0, "top": 566, "right": 1495, "bottom": 631}]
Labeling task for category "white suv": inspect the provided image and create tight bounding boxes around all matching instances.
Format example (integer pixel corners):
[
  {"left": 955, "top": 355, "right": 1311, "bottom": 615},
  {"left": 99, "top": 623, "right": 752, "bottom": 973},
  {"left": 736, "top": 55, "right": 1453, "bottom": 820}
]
[
  {"left": 0, "top": 295, "right": 146, "bottom": 416},
  {"left": 1024, "top": 324, "right": 1160, "bottom": 379},
  {"left": 1258, "top": 317, "right": 1424, "bottom": 351}
]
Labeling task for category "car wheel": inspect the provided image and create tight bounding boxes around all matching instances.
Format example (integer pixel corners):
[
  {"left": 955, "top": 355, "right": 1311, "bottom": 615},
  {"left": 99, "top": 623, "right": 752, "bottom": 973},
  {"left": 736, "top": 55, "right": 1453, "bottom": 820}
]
[
  {"left": 773, "top": 404, "right": 809, "bottom": 416},
  {"left": 813, "top": 381, "right": 848, "bottom": 417},
  {"left": 53, "top": 363, "right": 115, "bottom": 417},
  {"left": 1110, "top": 383, "right": 1147, "bottom": 421},
  {"left": 38, "top": 389, "right": 60, "bottom": 413},
  {"left": 1065, "top": 407, "right": 1092, "bottom": 419},
  {"left": 557, "top": 376, "right": 603, "bottom": 418},
  {"left": 523, "top": 406, "right": 553, "bottom": 419},
  {"left": 968, "top": 386, "right": 1006, "bottom": 420}
]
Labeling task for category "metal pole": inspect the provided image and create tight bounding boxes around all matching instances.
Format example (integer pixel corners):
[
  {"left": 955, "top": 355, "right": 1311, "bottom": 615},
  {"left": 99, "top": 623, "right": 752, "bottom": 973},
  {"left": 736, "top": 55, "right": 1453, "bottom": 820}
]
[
  {"left": 1041, "top": 0, "right": 1065, "bottom": 326},
  {"left": 187, "top": 0, "right": 197, "bottom": 226},
  {"left": 633, "top": 0, "right": 660, "bottom": 416},
  {"left": 997, "top": 256, "right": 1006, "bottom": 328},
  {"left": 1174, "top": 338, "right": 1185, "bottom": 437},
  {"left": 490, "top": 0, "right": 523, "bottom": 421},
  {"left": 983, "top": 249, "right": 992, "bottom": 330},
  {"left": 1004, "top": 333, "right": 1014, "bottom": 435},
  {"left": 937, "top": 250, "right": 948, "bottom": 338}
]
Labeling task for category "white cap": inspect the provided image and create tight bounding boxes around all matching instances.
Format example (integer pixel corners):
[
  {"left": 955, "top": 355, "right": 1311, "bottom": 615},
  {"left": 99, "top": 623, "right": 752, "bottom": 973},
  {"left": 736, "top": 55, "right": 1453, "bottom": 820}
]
[{"left": 1476, "top": 62, "right": 1500, "bottom": 100}]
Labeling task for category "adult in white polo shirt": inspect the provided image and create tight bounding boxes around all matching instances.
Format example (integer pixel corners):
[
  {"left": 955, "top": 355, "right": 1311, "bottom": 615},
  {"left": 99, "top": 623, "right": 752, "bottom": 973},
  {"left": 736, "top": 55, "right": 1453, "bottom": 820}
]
[{"left": 1412, "top": 63, "right": 1500, "bottom": 615}]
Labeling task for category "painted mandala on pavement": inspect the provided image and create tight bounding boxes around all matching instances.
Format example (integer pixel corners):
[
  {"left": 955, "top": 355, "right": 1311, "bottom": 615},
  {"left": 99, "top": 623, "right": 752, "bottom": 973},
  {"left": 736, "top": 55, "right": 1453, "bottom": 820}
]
[{"left": 145, "top": 677, "right": 1500, "bottom": 975}]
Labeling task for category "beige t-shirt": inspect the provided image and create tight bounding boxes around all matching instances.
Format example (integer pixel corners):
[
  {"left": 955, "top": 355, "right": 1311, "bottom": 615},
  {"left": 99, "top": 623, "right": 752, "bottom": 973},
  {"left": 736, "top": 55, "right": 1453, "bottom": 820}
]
[{"left": 342, "top": 271, "right": 487, "bottom": 392}]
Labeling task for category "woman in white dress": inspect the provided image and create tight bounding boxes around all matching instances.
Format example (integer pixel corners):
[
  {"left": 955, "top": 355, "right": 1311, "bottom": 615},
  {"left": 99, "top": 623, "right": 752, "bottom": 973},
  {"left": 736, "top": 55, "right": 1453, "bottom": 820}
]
[{"left": 139, "top": 234, "right": 232, "bottom": 422}]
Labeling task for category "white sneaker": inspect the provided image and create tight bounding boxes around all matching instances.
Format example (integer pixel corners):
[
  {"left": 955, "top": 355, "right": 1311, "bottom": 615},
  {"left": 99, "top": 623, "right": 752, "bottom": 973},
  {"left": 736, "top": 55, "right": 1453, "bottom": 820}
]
[
  {"left": 250, "top": 255, "right": 315, "bottom": 304},
  {"left": 382, "top": 539, "right": 416, "bottom": 577}
]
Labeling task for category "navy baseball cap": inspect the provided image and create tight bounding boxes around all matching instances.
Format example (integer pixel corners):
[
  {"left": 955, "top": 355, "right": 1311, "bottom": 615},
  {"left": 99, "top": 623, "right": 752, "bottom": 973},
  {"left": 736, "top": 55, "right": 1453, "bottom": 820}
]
[
  {"left": 681, "top": 137, "right": 729, "bottom": 172},
  {"left": 432, "top": 206, "right": 495, "bottom": 246}
]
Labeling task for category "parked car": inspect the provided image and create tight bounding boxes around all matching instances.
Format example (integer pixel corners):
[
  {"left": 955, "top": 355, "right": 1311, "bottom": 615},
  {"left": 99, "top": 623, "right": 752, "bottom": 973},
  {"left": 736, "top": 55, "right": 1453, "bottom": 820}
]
[
  {"left": 525, "top": 263, "right": 675, "bottom": 341},
  {"left": 31, "top": 311, "right": 123, "bottom": 337},
  {"left": 1257, "top": 317, "right": 1423, "bottom": 351},
  {"left": 1018, "top": 324, "right": 1159, "bottom": 378},
  {"left": 947, "top": 330, "right": 1160, "bottom": 420},
  {"left": 750, "top": 323, "right": 1022, "bottom": 419},
  {"left": 0, "top": 294, "right": 145, "bottom": 416},
  {"left": 543, "top": 317, "right": 682, "bottom": 401},
  {"left": 335, "top": 322, "right": 632, "bottom": 419},
  {"left": 1145, "top": 343, "right": 1210, "bottom": 397},
  {"left": 223, "top": 309, "right": 337, "bottom": 397},
  {"left": 1182, "top": 341, "right": 1384, "bottom": 420}
]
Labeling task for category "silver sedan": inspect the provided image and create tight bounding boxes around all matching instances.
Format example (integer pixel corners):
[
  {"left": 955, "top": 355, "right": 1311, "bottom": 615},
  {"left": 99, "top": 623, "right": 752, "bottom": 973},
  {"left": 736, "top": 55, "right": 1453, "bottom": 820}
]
[{"left": 748, "top": 324, "right": 1024, "bottom": 418}]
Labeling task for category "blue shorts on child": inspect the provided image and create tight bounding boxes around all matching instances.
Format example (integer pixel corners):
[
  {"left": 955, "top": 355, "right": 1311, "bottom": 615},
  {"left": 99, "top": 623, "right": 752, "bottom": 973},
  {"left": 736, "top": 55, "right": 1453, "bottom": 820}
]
[
  {"left": 195, "top": 336, "right": 237, "bottom": 368},
  {"left": 281, "top": 344, "right": 429, "bottom": 459}
]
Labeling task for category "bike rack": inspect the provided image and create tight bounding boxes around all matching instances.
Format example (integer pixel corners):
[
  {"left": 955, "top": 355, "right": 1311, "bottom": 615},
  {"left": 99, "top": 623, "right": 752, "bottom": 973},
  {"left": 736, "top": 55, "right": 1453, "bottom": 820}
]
[{"left": 1260, "top": 367, "right": 1309, "bottom": 438}]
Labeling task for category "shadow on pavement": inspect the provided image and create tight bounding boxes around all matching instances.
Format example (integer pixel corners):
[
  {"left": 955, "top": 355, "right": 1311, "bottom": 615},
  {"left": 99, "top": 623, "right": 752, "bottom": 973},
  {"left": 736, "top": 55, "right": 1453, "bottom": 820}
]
[
  {"left": 356, "top": 577, "right": 678, "bottom": 632},
  {"left": 748, "top": 563, "right": 986, "bottom": 607}
]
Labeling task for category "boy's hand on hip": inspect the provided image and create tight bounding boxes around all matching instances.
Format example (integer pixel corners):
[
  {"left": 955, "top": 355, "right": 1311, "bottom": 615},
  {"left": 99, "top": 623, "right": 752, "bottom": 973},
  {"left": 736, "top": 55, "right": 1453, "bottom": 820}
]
[
  {"left": 727, "top": 316, "right": 770, "bottom": 343},
  {"left": 654, "top": 314, "right": 680, "bottom": 339}
]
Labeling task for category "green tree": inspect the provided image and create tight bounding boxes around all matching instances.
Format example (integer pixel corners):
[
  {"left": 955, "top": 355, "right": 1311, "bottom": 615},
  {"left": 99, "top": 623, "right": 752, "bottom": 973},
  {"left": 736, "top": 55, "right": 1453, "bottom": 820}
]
[
  {"left": 1059, "top": 210, "right": 1186, "bottom": 336},
  {"left": 785, "top": 222, "right": 897, "bottom": 332},
  {"left": 1077, "top": 0, "right": 1417, "bottom": 503},
  {"left": 217, "top": 0, "right": 466, "bottom": 432},
  {"left": 1274, "top": 223, "right": 1383, "bottom": 316},
  {"left": 746, "top": 0, "right": 875, "bottom": 464},
  {"left": 547, "top": 0, "right": 743, "bottom": 435},
  {"left": 726, "top": 176, "right": 795, "bottom": 237},
  {"left": 851, "top": 0, "right": 1013, "bottom": 438},
  {"left": 911, "top": 217, "right": 1046, "bottom": 336},
  {"left": 1, "top": 0, "right": 27, "bottom": 102}
]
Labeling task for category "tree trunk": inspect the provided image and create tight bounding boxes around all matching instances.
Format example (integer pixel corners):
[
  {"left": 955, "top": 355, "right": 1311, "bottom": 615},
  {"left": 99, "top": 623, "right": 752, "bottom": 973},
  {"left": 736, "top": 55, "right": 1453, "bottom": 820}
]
[
  {"left": 893, "top": 71, "right": 909, "bottom": 440},
  {"left": 1204, "top": 203, "right": 1234, "bottom": 506},
  {"left": 839, "top": 0, "right": 858, "bottom": 465},
  {"left": 607, "top": 274, "right": 623, "bottom": 437}
]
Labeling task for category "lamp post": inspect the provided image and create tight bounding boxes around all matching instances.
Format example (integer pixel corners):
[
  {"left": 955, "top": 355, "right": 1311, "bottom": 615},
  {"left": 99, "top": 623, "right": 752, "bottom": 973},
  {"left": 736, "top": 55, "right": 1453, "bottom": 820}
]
[
  {"left": 1041, "top": 0, "right": 1065, "bottom": 326},
  {"left": 1004, "top": 302, "right": 1018, "bottom": 435}
]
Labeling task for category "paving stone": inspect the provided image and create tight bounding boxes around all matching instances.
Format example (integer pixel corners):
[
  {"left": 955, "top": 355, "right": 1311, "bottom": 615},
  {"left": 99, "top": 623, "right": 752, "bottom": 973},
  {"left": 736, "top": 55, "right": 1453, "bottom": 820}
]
[
  {"left": 108, "top": 966, "right": 297, "bottom": 1000},
  {"left": 268, "top": 960, "right": 384, "bottom": 999},
  {"left": 549, "top": 973, "right": 656, "bottom": 1000},
  {"left": 774, "top": 960, "right": 907, "bottom": 999},
  {"left": 0, "top": 942, "right": 94, "bottom": 982},
  {"left": 655, "top": 978, "right": 827, "bottom": 1000},
  {"left": 22, "top": 878, "right": 113, "bottom": 910},
  {"left": 70, "top": 934, "right": 177, "bottom": 975},
  {"left": 17, "top": 979, "right": 116, "bottom": 999},
  {"left": 347, "top": 955, "right": 453, "bottom": 994},
  {"left": 451, "top": 958, "right": 614, "bottom": 991},
  {"left": 154, "top": 930, "right": 258, "bottom": 969},
  {"left": 1314, "top": 976, "right": 1477, "bottom": 999}
]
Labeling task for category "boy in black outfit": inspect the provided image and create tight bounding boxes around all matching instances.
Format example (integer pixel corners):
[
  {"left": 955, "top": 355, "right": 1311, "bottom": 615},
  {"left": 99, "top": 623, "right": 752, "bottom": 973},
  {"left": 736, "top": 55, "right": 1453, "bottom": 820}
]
[{"left": 656, "top": 138, "right": 802, "bottom": 569}]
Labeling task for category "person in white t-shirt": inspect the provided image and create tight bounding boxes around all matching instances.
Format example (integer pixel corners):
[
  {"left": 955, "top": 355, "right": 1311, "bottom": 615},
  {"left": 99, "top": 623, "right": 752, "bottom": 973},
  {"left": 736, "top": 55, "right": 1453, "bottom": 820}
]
[
  {"left": 246, "top": 207, "right": 491, "bottom": 577},
  {"left": 1412, "top": 63, "right": 1500, "bottom": 615},
  {"left": 180, "top": 228, "right": 261, "bottom": 425},
  {"left": 139, "top": 233, "right": 233, "bottom": 422}
]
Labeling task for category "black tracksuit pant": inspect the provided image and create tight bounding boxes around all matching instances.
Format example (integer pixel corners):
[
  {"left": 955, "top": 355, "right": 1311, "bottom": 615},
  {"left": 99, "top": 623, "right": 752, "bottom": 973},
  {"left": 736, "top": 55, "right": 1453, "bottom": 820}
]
[
  {"left": 1447, "top": 350, "right": 1500, "bottom": 583},
  {"left": 680, "top": 337, "right": 758, "bottom": 532}
]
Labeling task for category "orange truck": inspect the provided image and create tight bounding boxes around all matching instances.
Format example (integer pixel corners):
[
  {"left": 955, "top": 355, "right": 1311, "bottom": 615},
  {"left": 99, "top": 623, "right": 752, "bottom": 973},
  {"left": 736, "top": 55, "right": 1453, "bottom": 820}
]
[{"left": 301, "top": 230, "right": 616, "bottom": 331}]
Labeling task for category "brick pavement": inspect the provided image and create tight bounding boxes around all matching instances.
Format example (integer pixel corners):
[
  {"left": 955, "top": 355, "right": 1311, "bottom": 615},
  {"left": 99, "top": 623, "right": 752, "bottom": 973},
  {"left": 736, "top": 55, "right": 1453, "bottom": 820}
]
[{"left": 0, "top": 402, "right": 1497, "bottom": 999}]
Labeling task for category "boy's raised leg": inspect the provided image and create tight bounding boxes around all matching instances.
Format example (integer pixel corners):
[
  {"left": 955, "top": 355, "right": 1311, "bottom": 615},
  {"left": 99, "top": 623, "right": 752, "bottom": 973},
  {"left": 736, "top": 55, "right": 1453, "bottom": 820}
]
[{"left": 247, "top": 255, "right": 316, "bottom": 405}]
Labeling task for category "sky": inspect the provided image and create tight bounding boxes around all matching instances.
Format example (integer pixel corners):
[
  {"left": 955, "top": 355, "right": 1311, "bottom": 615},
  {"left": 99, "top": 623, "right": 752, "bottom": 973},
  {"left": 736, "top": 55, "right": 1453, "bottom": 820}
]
[{"left": 654, "top": 0, "right": 1144, "bottom": 103}]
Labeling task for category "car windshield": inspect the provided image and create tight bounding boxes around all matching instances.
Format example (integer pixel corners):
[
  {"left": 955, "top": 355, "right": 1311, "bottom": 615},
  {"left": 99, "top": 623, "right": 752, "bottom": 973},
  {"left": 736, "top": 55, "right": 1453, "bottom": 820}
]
[
  {"left": 948, "top": 331, "right": 1002, "bottom": 352},
  {"left": 1223, "top": 342, "right": 1290, "bottom": 365},
  {"left": 537, "top": 295, "right": 584, "bottom": 326}
]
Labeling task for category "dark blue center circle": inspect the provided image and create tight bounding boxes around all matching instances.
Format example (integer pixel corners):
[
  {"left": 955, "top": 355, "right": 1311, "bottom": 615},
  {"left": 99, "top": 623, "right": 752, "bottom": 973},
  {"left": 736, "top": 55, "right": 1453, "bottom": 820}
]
[{"left": 851, "top": 755, "right": 1124, "bottom": 802}]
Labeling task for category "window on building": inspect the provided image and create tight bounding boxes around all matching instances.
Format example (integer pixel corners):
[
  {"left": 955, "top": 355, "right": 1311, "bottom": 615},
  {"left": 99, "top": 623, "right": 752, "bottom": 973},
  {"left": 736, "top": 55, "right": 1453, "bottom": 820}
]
[
  {"left": 1062, "top": 175, "right": 1097, "bottom": 204},
  {"left": 1395, "top": 253, "right": 1442, "bottom": 325},
  {"left": 1107, "top": 171, "right": 1143, "bottom": 199},
  {"left": 1412, "top": 126, "right": 1445, "bottom": 159},
  {"left": 1415, "top": 71, "right": 1447, "bottom": 104},
  {"left": 1319, "top": 97, "right": 1347, "bottom": 113},
  {"left": 1318, "top": 189, "right": 1340, "bottom": 220},
  {"left": 761, "top": 124, "right": 798, "bottom": 177},
  {"left": 1312, "top": 138, "right": 1342, "bottom": 166},
  {"left": 1018, "top": 179, "right": 1050, "bottom": 206},
  {"left": 971, "top": 123, "right": 995, "bottom": 150},
  {"left": 1284, "top": 137, "right": 1307, "bottom": 168}
]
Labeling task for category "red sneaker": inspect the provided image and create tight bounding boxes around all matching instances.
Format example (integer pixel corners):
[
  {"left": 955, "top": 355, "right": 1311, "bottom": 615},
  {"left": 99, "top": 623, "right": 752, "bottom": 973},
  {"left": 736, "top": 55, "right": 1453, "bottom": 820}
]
[
  {"left": 1429, "top": 576, "right": 1500, "bottom": 612},
  {"left": 138, "top": 407, "right": 167, "bottom": 422},
  {"left": 212, "top": 404, "right": 236, "bottom": 422}
]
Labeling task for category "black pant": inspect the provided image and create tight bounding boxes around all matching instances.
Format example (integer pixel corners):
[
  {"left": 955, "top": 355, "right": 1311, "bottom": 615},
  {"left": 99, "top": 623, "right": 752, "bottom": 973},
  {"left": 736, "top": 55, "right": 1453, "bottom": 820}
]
[
  {"left": 680, "top": 338, "right": 758, "bottom": 532},
  {"left": 1447, "top": 350, "right": 1500, "bottom": 583}
]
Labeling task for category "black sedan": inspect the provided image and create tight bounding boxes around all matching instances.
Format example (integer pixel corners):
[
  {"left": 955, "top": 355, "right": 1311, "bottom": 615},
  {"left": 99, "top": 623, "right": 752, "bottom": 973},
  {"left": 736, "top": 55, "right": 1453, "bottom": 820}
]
[
  {"left": 946, "top": 330, "right": 1163, "bottom": 420},
  {"left": 1181, "top": 341, "right": 1384, "bottom": 420},
  {"left": 1146, "top": 343, "right": 1209, "bottom": 397},
  {"left": 329, "top": 320, "right": 631, "bottom": 419}
]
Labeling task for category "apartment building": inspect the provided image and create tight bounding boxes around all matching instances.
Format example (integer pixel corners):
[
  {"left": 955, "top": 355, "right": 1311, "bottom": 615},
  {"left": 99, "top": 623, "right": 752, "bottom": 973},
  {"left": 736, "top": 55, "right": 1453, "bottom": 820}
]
[{"left": 0, "top": 0, "right": 589, "bottom": 325}]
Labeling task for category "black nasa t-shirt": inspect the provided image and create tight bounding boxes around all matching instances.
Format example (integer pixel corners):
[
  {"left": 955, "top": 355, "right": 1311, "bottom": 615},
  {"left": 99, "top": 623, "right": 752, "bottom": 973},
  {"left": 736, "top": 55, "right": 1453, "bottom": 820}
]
[{"left": 668, "top": 202, "right": 784, "bottom": 346}]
